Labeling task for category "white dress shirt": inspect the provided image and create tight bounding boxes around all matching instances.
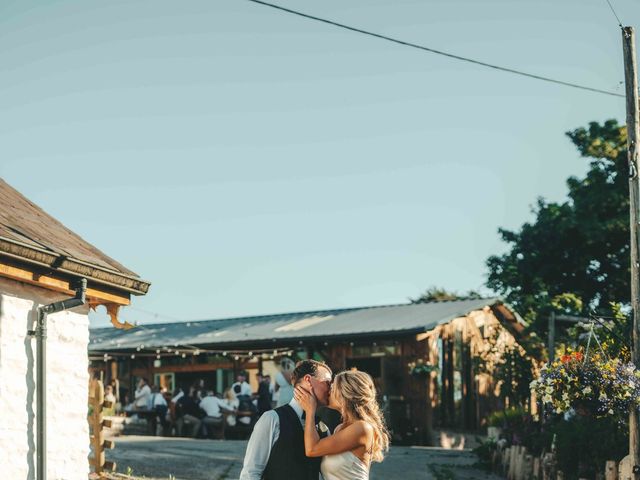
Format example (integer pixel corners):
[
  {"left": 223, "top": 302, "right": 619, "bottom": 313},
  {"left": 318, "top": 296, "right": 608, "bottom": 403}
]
[
  {"left": 199, "top": 395, "right": 228, "bottom": 418},
  {"left": 239, "top": 398, "right": 305, "bottom": 480},
  {"left": 150, "top": 392, "right": 167, "bottom": 408},
  {"left": 232, "top": 381, "right": 253, "bottom": 397},
  {"left": 134, "top": 384, "right": 151, "bottom": 408}
]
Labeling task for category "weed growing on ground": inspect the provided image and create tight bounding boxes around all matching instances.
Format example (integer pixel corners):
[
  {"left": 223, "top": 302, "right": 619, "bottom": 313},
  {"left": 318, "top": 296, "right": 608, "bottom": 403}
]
[{"left": 428, "top": 464, "right": 456, "bottom": 480}]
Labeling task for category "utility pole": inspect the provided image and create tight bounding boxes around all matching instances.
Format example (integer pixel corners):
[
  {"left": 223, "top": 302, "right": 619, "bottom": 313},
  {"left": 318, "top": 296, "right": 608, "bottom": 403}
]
[{"left": 622, "top": 25, "right": 640, "bottom": 480}]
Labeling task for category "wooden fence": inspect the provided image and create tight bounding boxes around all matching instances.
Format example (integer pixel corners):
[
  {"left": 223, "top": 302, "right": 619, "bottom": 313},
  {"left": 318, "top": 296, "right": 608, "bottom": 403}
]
[
  {"left": 88, "top": 378, "right": 116, "bottom": 475},
  {"left": 493, "top": 445, "right": 620, "bottom": 480}
]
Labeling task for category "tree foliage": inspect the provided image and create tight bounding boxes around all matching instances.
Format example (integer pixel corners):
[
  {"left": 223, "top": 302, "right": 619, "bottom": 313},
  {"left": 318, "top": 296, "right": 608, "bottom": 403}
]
[
  {"left": 410, "top": 286, "right": 482, "bottom": 303},
  {"left": 486, "top": 120, "right": 630, "bottom": 337}
]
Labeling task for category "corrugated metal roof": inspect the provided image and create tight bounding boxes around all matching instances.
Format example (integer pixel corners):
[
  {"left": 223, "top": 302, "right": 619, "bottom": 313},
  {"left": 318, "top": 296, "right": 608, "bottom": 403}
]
[{"left": 89, "top": 298, "right": 503, "bottom": 351}]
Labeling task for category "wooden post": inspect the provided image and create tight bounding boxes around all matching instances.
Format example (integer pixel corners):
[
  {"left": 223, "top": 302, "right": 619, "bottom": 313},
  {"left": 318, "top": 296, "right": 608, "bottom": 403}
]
[
  {"left": 524, "top": 454, "right": 533, "bottom": 480},
  {"left": 533, "top": 457, "right": 540, "bottom": 480},
  {"left": 623, "top": 25, "right": 640, "bottom": 480},
  {"left": 88, "top": 379, "right": 116, "bottom": 474},
  {"left": 606, "top": 460, "right": 618, "bottom": 480}
]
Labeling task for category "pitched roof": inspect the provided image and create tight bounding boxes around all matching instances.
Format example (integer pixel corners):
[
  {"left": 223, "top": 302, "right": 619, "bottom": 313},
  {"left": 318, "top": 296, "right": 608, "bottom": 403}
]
[
  {"left": 89, "top": 298, "right": 516, "bottom": 351},
  {"left": 0, "top": 178, "right": 149, "bottom": 295}
]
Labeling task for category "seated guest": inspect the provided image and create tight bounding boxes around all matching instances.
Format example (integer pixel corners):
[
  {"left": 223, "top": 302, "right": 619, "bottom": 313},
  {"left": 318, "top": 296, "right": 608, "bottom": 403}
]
[
  {"left": 234, "top": 384, "right": 253, "bottom": 425},
  {"left": 223, "top": 387, "right": 239, "bottom": 427},
  {"left": 200, "top": 389, "right": 236, "bottom": 438},
  {"left": 133, "top": 377, "right": 151, "bottom": 411},
  {"left": 150, "top": 385, "right": 169, "bottom": 435},
  {"left": 103, "top": 384, "right": 117, "bottom": 417},
  {"left": 175, "top": 386, "right": 205, "bottom": 438}
]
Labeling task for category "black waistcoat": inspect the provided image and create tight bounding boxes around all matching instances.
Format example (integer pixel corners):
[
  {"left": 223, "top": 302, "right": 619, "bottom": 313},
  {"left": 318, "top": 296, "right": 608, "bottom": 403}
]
[{"left": 263, "top": 405, "right": 320, "bottom": 480}]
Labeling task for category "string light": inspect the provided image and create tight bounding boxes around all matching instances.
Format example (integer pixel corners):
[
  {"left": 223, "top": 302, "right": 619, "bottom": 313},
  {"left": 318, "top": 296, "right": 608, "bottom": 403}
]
[{"left": 90, "top": 346, "right": 294, "bottom": 361}]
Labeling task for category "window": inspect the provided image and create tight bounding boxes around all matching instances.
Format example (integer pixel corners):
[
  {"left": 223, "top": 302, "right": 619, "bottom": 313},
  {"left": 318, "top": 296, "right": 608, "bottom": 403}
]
[{"left": 154, "top": 373, "right": 175, "bottom": 393}]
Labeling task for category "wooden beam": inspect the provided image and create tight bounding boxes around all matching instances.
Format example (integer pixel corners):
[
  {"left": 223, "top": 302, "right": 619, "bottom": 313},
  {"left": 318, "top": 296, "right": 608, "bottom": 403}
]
[
  {"left": 0, "top": 260, "right": 130, "bottom": 306},
  {"left": 151, "top": 363, "right": 236, "bottom": 374},
  {"left": 416, "top": 332, "right": 429, "bottom": 342}
]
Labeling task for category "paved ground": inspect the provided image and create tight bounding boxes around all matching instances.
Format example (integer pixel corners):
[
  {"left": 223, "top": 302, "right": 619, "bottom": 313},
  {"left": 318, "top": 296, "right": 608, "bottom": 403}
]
[{"left": 106, "top": 436, "right": 502, "bottom": 480}]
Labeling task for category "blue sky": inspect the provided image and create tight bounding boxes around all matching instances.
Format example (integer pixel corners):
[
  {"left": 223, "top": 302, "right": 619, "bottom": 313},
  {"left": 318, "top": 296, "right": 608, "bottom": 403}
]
[{"left": 0, "top": 0, "right": 636, "bottom": 327}]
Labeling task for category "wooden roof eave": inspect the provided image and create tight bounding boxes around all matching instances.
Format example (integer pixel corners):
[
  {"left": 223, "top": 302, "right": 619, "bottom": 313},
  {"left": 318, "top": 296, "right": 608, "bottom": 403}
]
[{"left": 0, "top": 236, "right": 150, "bottom": 296}]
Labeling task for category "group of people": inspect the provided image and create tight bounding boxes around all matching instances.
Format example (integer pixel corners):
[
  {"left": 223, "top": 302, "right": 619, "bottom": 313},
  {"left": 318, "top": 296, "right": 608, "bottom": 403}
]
[
  {"left": 113, "top": 369, "right": 293, "bottom": 438},
  {"left": 239, "top": 360, "right": 390, "bottom": 480}
]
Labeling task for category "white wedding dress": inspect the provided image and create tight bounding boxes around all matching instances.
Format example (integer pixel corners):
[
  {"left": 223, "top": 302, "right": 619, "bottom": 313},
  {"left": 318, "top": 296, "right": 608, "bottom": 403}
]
[{"left": 321, "top": 450, "right": 369, "bottom": 480}]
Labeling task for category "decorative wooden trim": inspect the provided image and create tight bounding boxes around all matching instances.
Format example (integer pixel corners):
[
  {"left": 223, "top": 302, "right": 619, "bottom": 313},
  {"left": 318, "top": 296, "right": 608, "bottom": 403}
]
[
  {"left": 0, "top": 260, "right": 131, "bottom": 306},
  {"left": 0, "top": 237, "right": 150, "bottom": 294}
]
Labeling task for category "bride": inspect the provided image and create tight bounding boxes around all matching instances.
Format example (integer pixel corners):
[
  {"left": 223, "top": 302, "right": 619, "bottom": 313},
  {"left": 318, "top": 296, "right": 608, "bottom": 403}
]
[{"left": 294, "top": 370, "right": 390, "bottom": 480}]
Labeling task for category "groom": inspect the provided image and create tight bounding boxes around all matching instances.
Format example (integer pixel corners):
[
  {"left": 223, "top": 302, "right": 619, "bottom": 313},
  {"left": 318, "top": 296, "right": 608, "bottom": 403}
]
[{"left": 239, "top": 359, "right": 333, "bottom": 480}]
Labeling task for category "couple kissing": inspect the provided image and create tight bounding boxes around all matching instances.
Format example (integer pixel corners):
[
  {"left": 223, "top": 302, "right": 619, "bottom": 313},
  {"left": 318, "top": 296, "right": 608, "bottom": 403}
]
[{"left": 239, "top": 359, "right": 390, "bottom": 480}]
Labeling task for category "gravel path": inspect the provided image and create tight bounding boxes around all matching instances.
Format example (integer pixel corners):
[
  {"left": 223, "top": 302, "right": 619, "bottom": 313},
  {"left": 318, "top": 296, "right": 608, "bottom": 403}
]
[{"left": 105, "top": 436, "right": 502, "bottom": 480}]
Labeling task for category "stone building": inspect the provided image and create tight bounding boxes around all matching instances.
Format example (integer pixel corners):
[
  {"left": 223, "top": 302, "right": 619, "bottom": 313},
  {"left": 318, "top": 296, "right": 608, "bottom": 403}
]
[{"left": 0, "top": 179, "right": 150, "bottom": 479}]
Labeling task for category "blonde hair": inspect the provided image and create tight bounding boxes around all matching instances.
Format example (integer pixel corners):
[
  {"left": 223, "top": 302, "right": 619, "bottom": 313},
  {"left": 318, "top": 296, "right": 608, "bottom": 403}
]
[
  {"left": 333, "top": 370, "right": 390, "bottom": 463},
  {"left": 223, "top": 387, "right": 236, "bottom": 402}
]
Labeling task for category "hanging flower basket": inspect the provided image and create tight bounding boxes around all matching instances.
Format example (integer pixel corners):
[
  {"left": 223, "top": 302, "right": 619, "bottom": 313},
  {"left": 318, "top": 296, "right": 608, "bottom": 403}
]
[{"left": 530, "top": 350, "right": 640, "bottom": 421}]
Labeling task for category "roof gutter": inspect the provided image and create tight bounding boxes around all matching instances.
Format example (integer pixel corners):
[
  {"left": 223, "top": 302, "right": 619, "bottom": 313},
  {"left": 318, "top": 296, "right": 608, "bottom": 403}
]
[{"left": 0, "top": 237, "right": 150, "bottom": 295}]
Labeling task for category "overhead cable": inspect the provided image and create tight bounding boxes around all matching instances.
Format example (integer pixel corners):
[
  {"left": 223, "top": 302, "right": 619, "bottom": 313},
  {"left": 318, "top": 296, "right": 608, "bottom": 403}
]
[{"left": 247, "top": 0, "right": 624, "bottom": 99}]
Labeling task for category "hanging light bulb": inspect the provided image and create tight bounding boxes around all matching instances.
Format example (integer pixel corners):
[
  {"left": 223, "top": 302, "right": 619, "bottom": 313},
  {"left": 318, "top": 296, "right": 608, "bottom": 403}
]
[
  {"left": 222, "top": 351, "right": 227, "bottom": 356},
  {"left": 181, "top": 353, "right": 186, "bottom": 358},
  {"left": 131, "top": 354, "right": 136, "bottom": 359}
]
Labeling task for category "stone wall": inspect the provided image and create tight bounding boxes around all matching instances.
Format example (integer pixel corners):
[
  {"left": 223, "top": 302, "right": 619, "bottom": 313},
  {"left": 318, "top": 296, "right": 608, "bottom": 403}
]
[{"left": 0, "top": 276, "right": 90, "bottom": 480}]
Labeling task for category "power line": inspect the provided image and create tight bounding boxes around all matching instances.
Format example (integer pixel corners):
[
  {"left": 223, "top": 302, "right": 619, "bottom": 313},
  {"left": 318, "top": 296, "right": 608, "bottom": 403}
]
[
  {"left": 603, "top": 0, "right": 624, "bottom": 28},
  {"left": 247, "top": 0, "right": 624, "bottom": 99}
]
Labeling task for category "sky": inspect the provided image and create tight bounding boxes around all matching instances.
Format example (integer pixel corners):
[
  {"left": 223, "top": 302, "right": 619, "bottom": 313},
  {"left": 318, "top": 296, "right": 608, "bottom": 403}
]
[{"left": 0, "top": 0, "right": 637, "bottom": 327}]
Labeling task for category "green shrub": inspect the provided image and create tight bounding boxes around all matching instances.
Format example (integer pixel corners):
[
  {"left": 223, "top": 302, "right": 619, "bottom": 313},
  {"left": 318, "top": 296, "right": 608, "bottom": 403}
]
[{"left": 550, "top": 415, "right": 627, "bottom": 480}]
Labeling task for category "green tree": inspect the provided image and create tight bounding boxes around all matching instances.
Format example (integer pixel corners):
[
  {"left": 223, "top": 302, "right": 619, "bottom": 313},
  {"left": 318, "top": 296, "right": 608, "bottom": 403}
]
[
  {"left": 486, "top": 120, "right": 630, "bottom": 340},
  {"left": 410, "top": 286, "right": 482, "bottom": 303}
]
